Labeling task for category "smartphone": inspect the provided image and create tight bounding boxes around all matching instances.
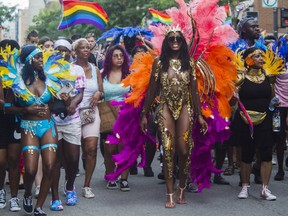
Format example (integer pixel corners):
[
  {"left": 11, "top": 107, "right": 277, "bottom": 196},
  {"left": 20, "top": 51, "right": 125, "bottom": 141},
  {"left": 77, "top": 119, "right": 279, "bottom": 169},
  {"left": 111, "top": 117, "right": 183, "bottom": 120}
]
[{"left": 56, "top": 83, "right": 74, "bottom": 99}]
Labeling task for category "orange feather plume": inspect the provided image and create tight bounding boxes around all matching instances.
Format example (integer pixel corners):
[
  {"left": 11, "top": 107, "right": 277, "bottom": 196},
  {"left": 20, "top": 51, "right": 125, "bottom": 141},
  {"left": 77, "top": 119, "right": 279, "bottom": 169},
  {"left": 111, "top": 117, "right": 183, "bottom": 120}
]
[{"left": 123, "top": 50, "right": 157, "bottom": 107}]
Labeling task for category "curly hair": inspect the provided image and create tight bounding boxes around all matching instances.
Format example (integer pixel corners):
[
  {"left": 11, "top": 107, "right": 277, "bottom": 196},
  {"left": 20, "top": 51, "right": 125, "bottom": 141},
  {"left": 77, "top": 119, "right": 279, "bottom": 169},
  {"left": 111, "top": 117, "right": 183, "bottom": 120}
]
[
  {"left": 159, "top": 32, "right": 191, "bottom": 72},
  {"left": 102, "top": 44, "right": 130, "bottom": 80}
]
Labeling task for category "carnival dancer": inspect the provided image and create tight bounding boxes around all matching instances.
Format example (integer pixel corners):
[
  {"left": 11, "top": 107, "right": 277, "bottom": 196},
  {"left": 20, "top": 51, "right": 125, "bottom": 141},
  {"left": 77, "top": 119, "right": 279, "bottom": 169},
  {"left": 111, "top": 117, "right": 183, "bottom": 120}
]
[
  {"left": 0, "top": 45, "right": 75, "bottom": 215},
  {"left": 236, "top": 47, "right": 285, "bottom": 201},
  {"left": 141, "top": 26, "right": 208, "bottom": 207},
  {"left": 105, "top": 0, "right": 239, "bottom": 208}
]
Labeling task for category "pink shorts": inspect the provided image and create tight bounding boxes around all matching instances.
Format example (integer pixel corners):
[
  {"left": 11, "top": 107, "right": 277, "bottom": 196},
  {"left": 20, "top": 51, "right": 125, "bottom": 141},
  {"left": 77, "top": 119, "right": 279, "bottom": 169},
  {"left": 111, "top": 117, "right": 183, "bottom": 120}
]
[{"left": 82, "top": 106, "right": 100, "bottom": 139}]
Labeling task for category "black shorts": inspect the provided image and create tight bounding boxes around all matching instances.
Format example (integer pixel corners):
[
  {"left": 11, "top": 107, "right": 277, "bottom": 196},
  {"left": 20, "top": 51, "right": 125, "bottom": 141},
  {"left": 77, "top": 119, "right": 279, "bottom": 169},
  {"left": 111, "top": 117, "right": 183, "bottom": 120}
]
[{"left": 0, "top": 111, "right": 21, "bottom": 149}]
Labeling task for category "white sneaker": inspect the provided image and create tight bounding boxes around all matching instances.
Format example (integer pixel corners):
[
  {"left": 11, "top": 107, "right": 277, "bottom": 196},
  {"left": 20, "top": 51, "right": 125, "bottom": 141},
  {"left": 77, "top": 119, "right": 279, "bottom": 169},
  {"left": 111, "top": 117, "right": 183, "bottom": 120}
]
[
  {"left": 238, "top": 186, "right": 249, "bottom": 199},
  {"left": 9, "top": 197, "right": 21, "bottom": 212},
  {"left": 34, "top": 185, "right": 40, "bottom": 199},
  {"left": 0, "top": 189, "right": 6, "bottom": 208},
  {"left": 272, "top": 157, "right": 277, "bottom": 165},
  {"left": 82, "top": 187, "right": 95, "bottom": 199},
  {"left": 261, "top": 186, "right": 276, "bottom": 201}
]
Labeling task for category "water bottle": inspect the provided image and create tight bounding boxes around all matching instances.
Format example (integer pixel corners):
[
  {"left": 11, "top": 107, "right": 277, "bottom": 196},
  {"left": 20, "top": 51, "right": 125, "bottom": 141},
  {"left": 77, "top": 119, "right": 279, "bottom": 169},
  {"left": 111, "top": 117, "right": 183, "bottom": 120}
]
[
  {"left": 272, "top": 108, "right": 281, "bottom": 132},
  {"left": 269, "top": 96, "right": 279, "bottom": 111}
]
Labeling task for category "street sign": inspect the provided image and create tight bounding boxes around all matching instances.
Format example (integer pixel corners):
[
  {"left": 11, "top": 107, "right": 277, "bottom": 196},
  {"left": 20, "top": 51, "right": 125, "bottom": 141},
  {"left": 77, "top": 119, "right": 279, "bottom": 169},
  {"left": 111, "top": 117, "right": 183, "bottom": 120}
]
[{"left": 262, "top": 0, "right": 278, "bottom": 8}]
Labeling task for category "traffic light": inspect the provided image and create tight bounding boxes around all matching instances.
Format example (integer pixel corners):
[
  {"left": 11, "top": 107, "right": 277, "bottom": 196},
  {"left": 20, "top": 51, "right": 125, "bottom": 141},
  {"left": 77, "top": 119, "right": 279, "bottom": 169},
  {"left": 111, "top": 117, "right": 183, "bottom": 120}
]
[{"left": 280, "top": 8, "right": 288, "bottom": 28}]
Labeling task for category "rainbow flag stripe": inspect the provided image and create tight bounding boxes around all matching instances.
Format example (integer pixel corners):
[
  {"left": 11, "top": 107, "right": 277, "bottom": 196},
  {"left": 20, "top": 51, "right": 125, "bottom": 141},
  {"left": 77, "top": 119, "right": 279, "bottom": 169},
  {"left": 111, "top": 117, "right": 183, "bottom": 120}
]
[
  {"left": 58, "top": 0, "right": 108, "bottom": 30},
  {"left": 149, "top": 8, "right": 172, "bottom": 25}
]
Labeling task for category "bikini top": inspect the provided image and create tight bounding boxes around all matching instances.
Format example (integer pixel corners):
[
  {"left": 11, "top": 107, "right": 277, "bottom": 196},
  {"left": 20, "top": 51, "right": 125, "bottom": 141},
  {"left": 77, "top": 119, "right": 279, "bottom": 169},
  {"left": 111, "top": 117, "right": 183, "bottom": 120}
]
[{"left": 17, "top": 83, "right": 52, "bottom": 106}]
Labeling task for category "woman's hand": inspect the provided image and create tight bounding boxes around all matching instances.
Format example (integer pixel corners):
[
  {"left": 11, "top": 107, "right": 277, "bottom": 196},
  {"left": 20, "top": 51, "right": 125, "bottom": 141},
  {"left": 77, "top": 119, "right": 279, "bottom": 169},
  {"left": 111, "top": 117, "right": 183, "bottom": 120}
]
[
  {"left": 25, "top": 104, "right": 48, "bottom": 117},
  {"left": 198, "top": 115, "right": 208, "bottom": 135},
  {"left": 60, "top": 93, "right": 71, "bottom": 107},
  {"left": 140, "top": 116, "right": 148, "bottom": 134},
  {"left": 90, "top": 91, "right": 101, "bottom": 108}
]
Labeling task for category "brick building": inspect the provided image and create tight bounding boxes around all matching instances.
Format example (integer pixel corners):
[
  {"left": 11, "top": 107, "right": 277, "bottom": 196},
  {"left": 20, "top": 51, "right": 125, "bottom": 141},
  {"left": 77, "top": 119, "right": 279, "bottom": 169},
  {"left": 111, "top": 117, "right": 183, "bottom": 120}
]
[{"left": 253, "top": 0, "right": 287, "bottom": 36}]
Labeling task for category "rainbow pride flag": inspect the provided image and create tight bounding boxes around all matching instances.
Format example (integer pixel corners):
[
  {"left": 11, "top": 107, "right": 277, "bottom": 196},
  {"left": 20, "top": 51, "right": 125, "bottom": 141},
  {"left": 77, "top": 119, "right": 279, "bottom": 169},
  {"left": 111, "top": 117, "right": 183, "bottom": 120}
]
[
  {"left": 58, "top": 0, "right": 108, "bottom": 30},
  {"left": 148, "top": 8, "right": 172, "bottom": 25},
  {"left": 224, "top": 4, "right": 232, "bottom": 17}
]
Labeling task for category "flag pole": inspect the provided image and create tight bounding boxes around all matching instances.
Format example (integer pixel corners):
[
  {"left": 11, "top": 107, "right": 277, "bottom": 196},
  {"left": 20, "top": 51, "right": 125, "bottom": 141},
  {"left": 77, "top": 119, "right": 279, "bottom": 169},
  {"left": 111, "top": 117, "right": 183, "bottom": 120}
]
[{"left": 59, "top": 0, "right": 72, "bottom": 38}]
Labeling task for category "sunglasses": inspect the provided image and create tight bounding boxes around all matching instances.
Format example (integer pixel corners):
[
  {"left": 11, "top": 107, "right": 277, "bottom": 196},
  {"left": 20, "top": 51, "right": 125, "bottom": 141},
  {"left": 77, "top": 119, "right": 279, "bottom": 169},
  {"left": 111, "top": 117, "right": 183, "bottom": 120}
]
[{"left": 168, "top": 36, "right": 183, "bottom": 43}]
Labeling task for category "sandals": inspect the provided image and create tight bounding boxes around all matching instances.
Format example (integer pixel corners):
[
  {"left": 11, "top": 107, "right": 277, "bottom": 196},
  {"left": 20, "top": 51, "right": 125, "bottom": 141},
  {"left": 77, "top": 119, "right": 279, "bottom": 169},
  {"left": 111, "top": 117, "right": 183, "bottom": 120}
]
[
  {"left": 177, "top": 185, "right": 187, "bottom": 204},
  {"left": 165, "top": 193, "right": 175, "bottom": 208},
  {"left": 223, "top": 166, "right": 234, "bottom": 176}
]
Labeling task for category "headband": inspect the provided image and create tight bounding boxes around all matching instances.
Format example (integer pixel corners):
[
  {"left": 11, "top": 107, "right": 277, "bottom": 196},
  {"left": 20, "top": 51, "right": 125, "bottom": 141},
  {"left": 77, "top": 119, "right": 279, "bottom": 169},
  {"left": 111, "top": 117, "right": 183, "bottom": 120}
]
[
  {"left": 25, "top": 48, "right": 42, "bottom": 63},
  {"left": 245, "top": 49, "right": 264, "bottom": 66}
]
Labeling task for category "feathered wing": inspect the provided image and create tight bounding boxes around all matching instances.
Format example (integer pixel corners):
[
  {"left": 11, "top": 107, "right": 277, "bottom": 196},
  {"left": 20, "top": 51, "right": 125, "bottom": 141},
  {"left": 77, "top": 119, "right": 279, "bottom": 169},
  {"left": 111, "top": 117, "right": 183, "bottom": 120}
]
[
  {"left": 263, "top": 49, "right": 285, "bottom": 76},
  {"left": 105, "top": 51, "right": 156, "bottom": 181},
  {"left": 97, "top": 26, "right": 154, "bottom": 44},
  {"left": 0, "top": 47, "right": 34, "bottom": 102},
  {"left": 42, "top": 51, "right": 76, "bottom": 96},
  {"left": 0, "top": 48, "right": 76, "bottom": 101}
]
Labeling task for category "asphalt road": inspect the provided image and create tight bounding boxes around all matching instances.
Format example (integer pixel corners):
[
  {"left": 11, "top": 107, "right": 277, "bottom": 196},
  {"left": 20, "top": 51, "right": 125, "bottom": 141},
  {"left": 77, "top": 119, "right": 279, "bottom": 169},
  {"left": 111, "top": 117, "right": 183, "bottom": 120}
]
[{"left": 1, "top": 150, "right": 288, "bottom": 216}]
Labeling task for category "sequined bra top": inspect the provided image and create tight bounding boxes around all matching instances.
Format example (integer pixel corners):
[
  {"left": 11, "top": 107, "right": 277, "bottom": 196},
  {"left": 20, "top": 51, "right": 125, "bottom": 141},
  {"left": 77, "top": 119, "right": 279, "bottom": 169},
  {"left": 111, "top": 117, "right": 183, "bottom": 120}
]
[
  {"left": 17, "top": 84, "right": 52, "bottom": 106},
  {"left": 156, "top": 59, "right": 191, "bottom": 120}
]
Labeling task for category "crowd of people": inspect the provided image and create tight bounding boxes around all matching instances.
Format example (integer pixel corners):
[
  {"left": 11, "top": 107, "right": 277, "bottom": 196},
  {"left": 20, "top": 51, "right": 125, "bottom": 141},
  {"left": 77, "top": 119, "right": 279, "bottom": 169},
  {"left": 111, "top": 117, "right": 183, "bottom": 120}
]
[{"left": 0, "top": 2, "right": 288, "bottom": 216}]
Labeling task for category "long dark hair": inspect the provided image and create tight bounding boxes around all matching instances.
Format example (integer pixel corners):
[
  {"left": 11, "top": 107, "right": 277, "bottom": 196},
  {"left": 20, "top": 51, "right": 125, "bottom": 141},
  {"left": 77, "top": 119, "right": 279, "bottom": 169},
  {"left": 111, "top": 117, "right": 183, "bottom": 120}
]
[
  {"left": 102, "top": 44, "right": 130, "bottom": 80},
  {"left": 159, "top": 32, "right": 191, "bottom": 72},
  {"left": 19, "top": 45, "right": 45, "bottom": 86}
]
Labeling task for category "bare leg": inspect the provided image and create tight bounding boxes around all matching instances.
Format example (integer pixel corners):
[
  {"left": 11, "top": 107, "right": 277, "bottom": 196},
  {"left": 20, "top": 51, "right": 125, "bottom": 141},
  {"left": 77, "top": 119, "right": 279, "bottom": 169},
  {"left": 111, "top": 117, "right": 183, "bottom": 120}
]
[
  {"left": 51, "top": 139, "right": 63, "bottom": 202},
  {"left": 175, "top": 104, "right": 192, "bottom": 204},
  {"left": 0, "top": 149, "right": 7, "bottom": 190},
  {"left": 104, "top": 142, "right": 118, "bottom": 175},
  {"left": 260, "top": 161, "right": 272, "bottom": 186},
  {"left": 7, "top": 143, "right": 21, "bottom": 198},
  {"left": 240, "top": 162, "right": 251, "bottom": 186},
  {"left": 83, "top": 137, "right": 98, "bottom": 188},
  {"left": 34, "top": 129, "right": 58, "bottom": 210},
  {"left": 158, "top": 105, "right": 176, "bottom": 208},
  {"left": 63, "top": 141, "right": 80, "bottom": 191}
]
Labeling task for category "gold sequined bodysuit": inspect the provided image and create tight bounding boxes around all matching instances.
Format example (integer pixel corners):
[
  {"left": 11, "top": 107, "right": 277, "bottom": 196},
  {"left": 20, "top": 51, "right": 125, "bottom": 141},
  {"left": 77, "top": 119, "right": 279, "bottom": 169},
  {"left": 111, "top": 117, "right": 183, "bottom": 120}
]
[
  {"left": 154, "top": 59, "right": 195, "bottom": 179},
  {"left": 156, "top": 59, "right": 191, "bottom": 120}
]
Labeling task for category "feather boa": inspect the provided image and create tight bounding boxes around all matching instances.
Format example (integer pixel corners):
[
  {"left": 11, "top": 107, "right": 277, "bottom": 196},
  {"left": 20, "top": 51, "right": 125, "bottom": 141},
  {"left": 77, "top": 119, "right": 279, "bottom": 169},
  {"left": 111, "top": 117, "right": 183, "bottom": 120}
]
[{"left": 191, "top": 103, "right": 231, "bottom": 192}]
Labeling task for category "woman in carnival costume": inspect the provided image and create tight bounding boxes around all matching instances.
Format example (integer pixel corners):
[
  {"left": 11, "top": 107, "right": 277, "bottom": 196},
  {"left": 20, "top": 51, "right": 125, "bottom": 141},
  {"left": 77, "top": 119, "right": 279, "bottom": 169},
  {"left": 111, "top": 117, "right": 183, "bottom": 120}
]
[
  {"left": 141, "top": 25, "right": 208, "bottom": 207},
  {"left": 105, "top": 0, "right": 239, "bottom": 208},
  {"left": 0, "top": 45, "right": 75, "bottom": 215},
  {"left": 235, "top": 46, "right": 285, "bottom": 201}
]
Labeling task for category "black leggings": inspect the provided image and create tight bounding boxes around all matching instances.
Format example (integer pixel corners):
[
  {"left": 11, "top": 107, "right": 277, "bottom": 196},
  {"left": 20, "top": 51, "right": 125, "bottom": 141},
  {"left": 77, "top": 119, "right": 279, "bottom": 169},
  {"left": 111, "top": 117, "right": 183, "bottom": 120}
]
[{"left": 240, "top": 126, "right": 273, "bottom": 163}]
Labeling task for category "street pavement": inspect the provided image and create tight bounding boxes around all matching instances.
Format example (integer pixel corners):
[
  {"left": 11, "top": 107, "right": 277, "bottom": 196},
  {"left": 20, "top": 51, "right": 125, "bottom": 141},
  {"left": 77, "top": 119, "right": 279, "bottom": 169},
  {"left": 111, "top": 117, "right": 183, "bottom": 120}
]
[{"left": 1, "top": 150, "right": 288, "bottom": 216}]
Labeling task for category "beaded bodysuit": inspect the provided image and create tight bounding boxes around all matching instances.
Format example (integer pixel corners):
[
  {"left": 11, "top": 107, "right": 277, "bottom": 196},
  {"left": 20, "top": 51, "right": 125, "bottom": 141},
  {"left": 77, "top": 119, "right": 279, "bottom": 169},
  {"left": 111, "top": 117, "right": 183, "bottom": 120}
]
[
  {"left": 155, "top": 59, "right": 194, "bottom": 120},
  {"left": 155, "top": 59, "right": 196, "bottom": 178}
]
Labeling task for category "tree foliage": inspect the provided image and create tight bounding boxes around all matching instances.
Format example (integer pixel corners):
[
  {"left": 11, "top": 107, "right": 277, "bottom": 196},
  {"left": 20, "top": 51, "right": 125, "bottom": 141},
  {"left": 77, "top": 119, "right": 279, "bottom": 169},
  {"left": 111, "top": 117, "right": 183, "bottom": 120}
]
[
  {"left": 28, "top": 0, "right": 243, "bottom": 40},
  {"left": 0, "top": 3, "right": 16, "bottom": 29},
  {"left": 28, "top": 0, "right": 176, "bottom": 40}
]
